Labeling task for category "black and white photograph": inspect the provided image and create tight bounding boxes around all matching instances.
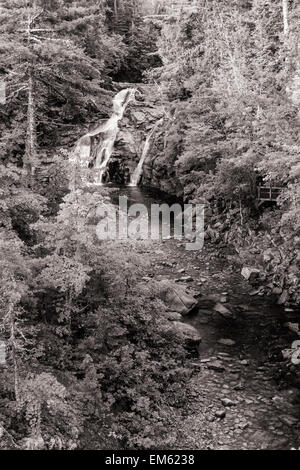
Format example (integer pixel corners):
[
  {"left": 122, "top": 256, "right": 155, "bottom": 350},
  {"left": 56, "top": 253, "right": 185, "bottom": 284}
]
[{"left": 0, "top": 0, "right": 300, "bottom": 456}]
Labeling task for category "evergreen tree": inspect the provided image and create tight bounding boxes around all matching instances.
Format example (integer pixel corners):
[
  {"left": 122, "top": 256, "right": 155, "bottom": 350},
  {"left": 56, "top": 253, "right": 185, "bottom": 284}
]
[
  {"left": 106, "top": 0, "right": 162, "bottom": 81},
  {"left": 0, "top": 0, "right": 125, "bottom": 169}
]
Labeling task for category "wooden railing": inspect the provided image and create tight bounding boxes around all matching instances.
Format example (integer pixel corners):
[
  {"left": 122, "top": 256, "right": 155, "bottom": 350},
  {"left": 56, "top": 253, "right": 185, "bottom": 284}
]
[{"left": 257, "top": 185, "right": 282, "bottom": 204}]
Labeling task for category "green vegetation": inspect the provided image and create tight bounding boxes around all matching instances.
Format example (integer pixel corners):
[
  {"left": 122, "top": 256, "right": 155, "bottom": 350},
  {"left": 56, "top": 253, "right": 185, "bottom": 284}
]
[
  {"left": 149, "top": 0, "right": 300, "bottom": 304},
  {"left": 0, "top": 0, "right": 190, "bottom": 449},
  {"left": 0, "top": 0, "right": 299, "bottom": 450}
]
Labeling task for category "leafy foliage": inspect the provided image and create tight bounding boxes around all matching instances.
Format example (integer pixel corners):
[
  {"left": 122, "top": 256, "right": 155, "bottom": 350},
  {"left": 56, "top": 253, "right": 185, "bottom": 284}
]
[{"left": 149, "top": 0, "right": 300, "bottom": 303}]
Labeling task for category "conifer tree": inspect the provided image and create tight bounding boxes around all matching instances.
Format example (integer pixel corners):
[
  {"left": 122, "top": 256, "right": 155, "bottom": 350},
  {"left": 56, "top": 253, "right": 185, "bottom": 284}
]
[{"left": 0, "top": 0, "right": 123, "bottom": 169}]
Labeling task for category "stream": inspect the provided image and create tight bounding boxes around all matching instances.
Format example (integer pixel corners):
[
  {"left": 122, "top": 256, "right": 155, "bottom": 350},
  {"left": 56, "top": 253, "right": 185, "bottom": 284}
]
[
  {"left": 74, "top": 85, "right": 300, "bottom": 450},
  {"left": 107, "top": 185, "right": 300, "bottom": 450}
]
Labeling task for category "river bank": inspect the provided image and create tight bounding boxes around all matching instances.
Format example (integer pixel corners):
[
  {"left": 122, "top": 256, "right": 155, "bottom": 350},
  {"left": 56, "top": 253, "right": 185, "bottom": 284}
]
[{"left": 108, "top": 186, "right": 300, "bottom": 450}]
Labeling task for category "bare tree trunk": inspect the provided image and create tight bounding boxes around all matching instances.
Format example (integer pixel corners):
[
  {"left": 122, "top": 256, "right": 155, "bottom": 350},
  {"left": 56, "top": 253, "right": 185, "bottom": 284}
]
[
  {"left": 114, "top": 0, "right": 118, "bottom": 20},
  {"left": 12, "top": 342, "right": 20, "bottom": 405},
  {"left": 24, "top": 2, "right": 38, "bottom": 182},
  {"left": 8, "top": 302, "right": 20, "bottom": 405},
  {"left": 24, "top": 68, "right": 37, "bottom": 180},
  {"left": 282, "top": 0, "right": 289, "bottom": 36}
]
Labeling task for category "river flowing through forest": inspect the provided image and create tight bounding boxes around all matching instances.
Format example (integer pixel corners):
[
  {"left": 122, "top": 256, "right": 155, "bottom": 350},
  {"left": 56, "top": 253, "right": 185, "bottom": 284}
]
[
  {"left": 2, "top": 0, "right": 300, "bottom": 453},
  {"left": 106, "top": 185, "right": 300, "bottom": 450}
]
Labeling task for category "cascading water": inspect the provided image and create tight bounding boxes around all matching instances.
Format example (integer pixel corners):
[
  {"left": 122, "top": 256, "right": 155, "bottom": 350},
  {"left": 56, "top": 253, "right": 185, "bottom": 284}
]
[
  {"left": 74, "top": 88, "right": 136, "bottom": 185},
  {"left": 129, "top": 119, "right": 163, "bottom": 187}
]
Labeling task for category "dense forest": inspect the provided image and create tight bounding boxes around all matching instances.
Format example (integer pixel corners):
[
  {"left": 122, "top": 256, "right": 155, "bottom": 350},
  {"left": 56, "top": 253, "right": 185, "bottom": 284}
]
[
  {"left": 0, "top": 0, "right": 299, "bottom": 451},
  {"left": 147, "top": 0, "right": 300, "bottom": 305}
]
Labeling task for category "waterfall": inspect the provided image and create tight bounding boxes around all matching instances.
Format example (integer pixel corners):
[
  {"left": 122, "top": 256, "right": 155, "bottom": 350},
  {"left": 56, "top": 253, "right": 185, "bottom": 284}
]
[
  {"left": 129, "top": 119, "right": 163, "bottom": 187},
  {"left": 74, "top": 88, "right": 136, "bottom": 184}
]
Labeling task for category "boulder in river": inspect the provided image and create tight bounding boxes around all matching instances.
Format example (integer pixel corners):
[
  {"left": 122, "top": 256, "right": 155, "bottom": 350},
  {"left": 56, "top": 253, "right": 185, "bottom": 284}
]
[
  {"left": 215, "top": 410, "right": 226, "bottom": 419},
  {"left": 180, "top": 276, "right": 194, "bottom": 283},
  {"left": 284, "top": 322, "right": 300, "bottom": 336},
  {"left": 166, "top": 311, "right": 183, "bottom": 321},
  {"left": 278, "top": 290, "right": 288, "bottom": 305},
  {"left": 213, "top": 303, "right": 234, "bottom": 319},
  {"left": 157, "top": 280, "right": 198, "bottom": 315},
  {"left": 207, "top": 361, "right": 226, "bottom": 372},
  {"left": 221, "top": 398, "right": 236, "bottom": 407},
  {"left": 218, "top": 338, "right": 236, "bottom": 346},
  {"left": 171, "top": 321, "right": 202, "bottom": 346}
]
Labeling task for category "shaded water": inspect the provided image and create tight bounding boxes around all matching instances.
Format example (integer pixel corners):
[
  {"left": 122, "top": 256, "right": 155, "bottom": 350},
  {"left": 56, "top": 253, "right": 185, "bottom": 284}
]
[{"left": 109, "top": 185, "right": 184, "bottom": 240}]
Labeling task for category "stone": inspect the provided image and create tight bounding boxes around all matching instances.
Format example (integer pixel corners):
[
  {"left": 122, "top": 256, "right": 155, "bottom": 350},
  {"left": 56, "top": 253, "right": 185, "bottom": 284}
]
[
  {"left": 218, "top": 338, "right": 236, "bottom": 346},
  {"left": 270, "top": 438, "right": 289, "bottom": 450},
  {"left": 171, "top": 321, "right": 202, "bottom": 345},
  {"left": 240, "top": 359, "right": 249, "bottom": 366},
  {"left": 198, "top": 308, "right": 213, "bottom": 316},
  {"left": 241, "top": 267, "right": 260, "bottom": 282},
  {"left": 284, "top": 322, "right": 300, "bottom": 336},
  {"left": 206, "top": 415, "right": 215, "bottom": 422},
  {"left": 157, "top": 279, "right": 198, "bottom": 315},
  {"left": 282, "top": 348, "right": 294, "bottom": 360},
  {"left": 272, "top": 396, "right": 282, "bottom": 403},
  {"left": 215, "top": 410, "right": 226, "bottom": 419},
  {"left": 198, "top": 318, "right": 209, "bottom": 325},
  {"left": 161, "top": 261, "right": 173, "bottom": 267},
  {"left": 131, "top": 110, "right": 146, "bottom": 122},
  {"left": 278, "top": 290, "right": 288, "bottom": 305},
  {"left": 213, "top": 303, "right": 233, "bottom": 319},
  {"left": 167, "top": 311, "right": 182, "bottom": 321},
  {"left": 249, "top": 289, "right": 261, "bottom": 296},
  {"left": 279, "top": 415, "right": 298, "bottom": 427},
  {"left": 237, "top": 422, "right": 249, "bottom": 430},
  {"left": 180, "top": 276, "right": 194, "bottom": 282},
  {"left": 207, "top": 361, "right": 226, "bottom": 372},
  {"left": 218, "top": 352, "right": 230, "bottom": 357},
  {"left": 190, "top": 362, "right": 201, "bottom": 369},
  {"left": 221, "top": 398, "right": 236, "bottom": 407}
]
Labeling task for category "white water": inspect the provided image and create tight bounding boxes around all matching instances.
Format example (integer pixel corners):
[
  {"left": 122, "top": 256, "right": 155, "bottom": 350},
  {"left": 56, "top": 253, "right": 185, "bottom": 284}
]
[
  {"left": 74, "top": 88, "right": 136, "bottom": 184},
  {"left": 129, "top": 119, "right": 163, "bottom": 187}
]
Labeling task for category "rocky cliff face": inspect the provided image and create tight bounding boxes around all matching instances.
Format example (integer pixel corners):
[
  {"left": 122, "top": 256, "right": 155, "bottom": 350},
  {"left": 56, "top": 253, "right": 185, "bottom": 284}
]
[
  {"left": 106, "top": 84, "right": 183, "bottom": 196},
  {"left": 38, "top": 84, "right": 183, "bottom": 196}
]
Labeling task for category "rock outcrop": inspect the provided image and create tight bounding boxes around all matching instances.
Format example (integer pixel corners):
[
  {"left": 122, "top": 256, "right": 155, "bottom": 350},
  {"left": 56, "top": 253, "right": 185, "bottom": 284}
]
[
  {"left": 105, "top": 83, "right": 182, "bottom": 195},
  {"left": 157, "top": 279, "right": 198, "bottom": 315},
  {"left": 162, "top": 320, "right": 201, "bottom": 351},
  {"left": 103, "top": 84, "right": 166, "bottom": 185},
  {"left": 171, "top": 321, "right": 202, "bottom": 346}
]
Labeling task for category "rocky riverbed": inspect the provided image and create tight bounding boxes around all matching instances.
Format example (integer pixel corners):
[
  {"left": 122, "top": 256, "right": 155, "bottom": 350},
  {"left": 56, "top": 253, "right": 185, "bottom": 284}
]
[
  {"left": 149, "top": 240, "right": 300, "bottom": 450},
  {"left": 109, "top": 186, "right": 300, "bottom": 450}
]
